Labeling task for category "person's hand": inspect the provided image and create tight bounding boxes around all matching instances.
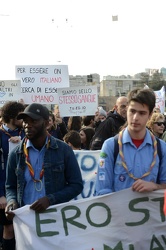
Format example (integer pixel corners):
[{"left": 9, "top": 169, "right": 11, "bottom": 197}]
[
  {"left": 0, "top": 196, "right": 7, "bottom": 209},
  {"left": 30, "top": 197, "right": 50, "bottom": 213},
  {"left": 9, "top": 136, "right": 21, "bottom": 143},
  {"left": 5, "top": 201, "right": 18, "bottom": 220},
  {"left": 132, "top": 179, "right": 157, "bottom": 192}
]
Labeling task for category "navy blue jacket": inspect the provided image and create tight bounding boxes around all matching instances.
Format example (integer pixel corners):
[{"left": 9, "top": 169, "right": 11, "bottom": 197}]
[{"left": 0, "top": 127, "right": 25, "bottom": 197}]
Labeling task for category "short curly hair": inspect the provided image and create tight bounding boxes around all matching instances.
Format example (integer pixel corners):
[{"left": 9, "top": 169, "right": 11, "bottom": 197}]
[
  {"left": 146, "top": 112, "right": 165, "bottom": 131},
  {"left": 1, "top": 101, "right": 25, "bottom": 123}
]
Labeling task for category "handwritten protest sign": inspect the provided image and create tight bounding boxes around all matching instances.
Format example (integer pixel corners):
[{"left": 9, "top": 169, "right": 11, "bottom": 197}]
[
  {"left": 13, "top": 189, "right": 166, "bottom": 250},
  {"left": 15, "top": 65, "right": 69, "bottom": 104},
  {"left": 0, "top": 80, "right": 21, "bottom": 107},
  {"left": 57, "top": 85, "right": 98, "bottom": 116}
]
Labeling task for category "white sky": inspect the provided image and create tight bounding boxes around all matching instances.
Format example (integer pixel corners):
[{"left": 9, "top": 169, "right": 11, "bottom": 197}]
[{"left": 0, "top": 0, "right": 166, "bottom": 79}]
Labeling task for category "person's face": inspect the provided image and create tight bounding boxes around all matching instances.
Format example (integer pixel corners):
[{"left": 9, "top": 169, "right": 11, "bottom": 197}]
[
  {"left": 90, "top": 119, "right": 95, "bottom": 127},
  {"left": 23, "top": 116, "right": 48, "bottom": 140},
  {"left": 12, "top": 118, "right": 23, "bottom": 129},
  {"left": 94, "top": 110, "right": 100, "bottom": 122},
  {"left": 12, "top": 112, "right": 24, "bottom": 129},
  {"left": 79, "top": 130, "right": 86, "bottom": 144},
  {"left": 153, "top": 119, "right": 165, "bottom": 135},
  {"left": 99, "top": 115, "right": 105, "bottom": 122},
  {"left": 115, "top": 98, "right": 128, "bottom": 118},
  {"left": 127, "top": 101, "right": 151, "bottom": 135},
  {"left": 153, "top": 107, "right": 161, "bottom": 113},
  {"left": 47, "top": 116, "right": 54, "bottom": 131}
]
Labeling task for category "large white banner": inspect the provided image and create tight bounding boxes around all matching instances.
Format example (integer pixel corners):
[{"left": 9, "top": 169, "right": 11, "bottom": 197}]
[
  {"left": 0, "top": 80, "right": 21, "bottom": 106},
  {"left": 57, "top": 85, "right": 98, "bottom": 117},
  {"left": 15, "top": 65, "right": 69, "bottom": 104},
  {"left": 13, "top": 188, "right": 166, "bottom": 250}
]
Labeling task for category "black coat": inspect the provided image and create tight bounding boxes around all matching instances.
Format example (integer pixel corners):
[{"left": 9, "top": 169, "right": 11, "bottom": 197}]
[{"left": 90, "top": 111, "right": 126, "bottom": 150}]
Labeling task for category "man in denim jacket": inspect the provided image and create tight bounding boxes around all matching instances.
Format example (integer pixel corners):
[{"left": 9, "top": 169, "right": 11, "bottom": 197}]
[{"left": 5, "top": 104, "right": 83, "bottom": 232}]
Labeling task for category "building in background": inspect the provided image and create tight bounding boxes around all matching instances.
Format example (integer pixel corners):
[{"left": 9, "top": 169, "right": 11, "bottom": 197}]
[
  {"left": 70, "top": 73, "right": 100, "bottom": 93},
  {"left": 161, "top": 68, "right": 166, "bottom": 80},
  {"left": 100, "top": 75, "right": 142, "bottom": 97},
  {"left": 69, "top": 69, "right": 165, "bottom": 111}
]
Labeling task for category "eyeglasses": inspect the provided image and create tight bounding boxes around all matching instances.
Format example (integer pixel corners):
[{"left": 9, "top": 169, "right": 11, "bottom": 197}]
[{"left": 154, "top": 122, "right": 165, "bottom": 126}]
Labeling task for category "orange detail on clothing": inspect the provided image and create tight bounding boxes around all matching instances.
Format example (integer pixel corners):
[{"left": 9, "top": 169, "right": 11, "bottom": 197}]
[{"left": 163, "top": 191, "right": 166, "bottom": 215}]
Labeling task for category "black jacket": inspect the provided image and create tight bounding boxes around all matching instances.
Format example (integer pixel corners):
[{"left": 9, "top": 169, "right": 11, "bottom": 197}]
[{"left": 90, "top": 111, "right": 126, "bottom": 150}]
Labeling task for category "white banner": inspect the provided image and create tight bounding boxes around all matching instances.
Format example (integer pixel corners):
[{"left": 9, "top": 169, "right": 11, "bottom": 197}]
[
  {"left": 0, "top": 80, "right": 21, "bottom": 106},
  {"left": 154, "top": 86, "right": 165, "bottom": 114},
  {"left": 74, "top": 150, "right": 100, "bottom": 200},
  {"left": 57, "top": 85, "right": 98, "bottom": 117},
  {"left": 15, "top": 65, "right": 69, "bottom": 104},
  {"left": 13, "top": 188, "right": 166, "bottom": 250}
]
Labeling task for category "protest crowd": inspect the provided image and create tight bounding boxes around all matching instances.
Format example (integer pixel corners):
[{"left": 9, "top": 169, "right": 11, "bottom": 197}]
[{"left": 0, "top": 85, "right": 166, "bottom": 249}]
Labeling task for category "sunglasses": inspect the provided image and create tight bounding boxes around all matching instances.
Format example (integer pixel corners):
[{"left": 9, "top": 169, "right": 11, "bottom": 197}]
[{"left": 154, "top": 122, "right": 165, "bottom": 126}]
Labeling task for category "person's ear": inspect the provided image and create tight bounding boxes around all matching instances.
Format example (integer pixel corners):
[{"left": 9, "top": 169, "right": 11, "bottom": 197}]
[{"left": 114, "top": 105, "right": 118, "bottom": 111}]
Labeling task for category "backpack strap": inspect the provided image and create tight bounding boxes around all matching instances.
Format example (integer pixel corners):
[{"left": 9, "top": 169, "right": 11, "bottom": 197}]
[
  {"left": 114, "top": 134, "right": 119, "bottom": 165},
  {"left": 156, "top": 137, "right": 162, "bottom": 164},
  {"left": 156, "top": 137, "right": 162, "bottom": 184}
]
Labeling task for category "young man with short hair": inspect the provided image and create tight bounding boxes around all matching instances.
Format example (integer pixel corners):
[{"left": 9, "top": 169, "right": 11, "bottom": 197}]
[{"left": 95, "top": 88, "right": 166, "bottom": 195}]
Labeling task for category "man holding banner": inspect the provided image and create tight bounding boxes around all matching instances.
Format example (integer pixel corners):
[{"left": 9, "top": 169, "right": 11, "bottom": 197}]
[
  {"left": 95, "top": 88, "right": 166, "bottom": 195},
  {"left": 5, "top": 103, "right": 83, "bottom": 250}
]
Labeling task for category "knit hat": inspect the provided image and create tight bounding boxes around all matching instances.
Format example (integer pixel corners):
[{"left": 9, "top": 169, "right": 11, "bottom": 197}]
[
  {"left": 98, "top": 107, "right": 107, "bottom": 117},
  {"left": 17, "top": 103, "right": 49, "bottom": 120}
]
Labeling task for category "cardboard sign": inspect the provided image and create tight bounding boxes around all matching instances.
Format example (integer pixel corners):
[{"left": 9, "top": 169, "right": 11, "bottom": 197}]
[
  {"left": 15, "top": 65, "right": 69, "bottom": 104},
  {"left": 57, "top": 85, "right": 98, "bottom": 116},
  {"left": 0, "top": 80, "right": 21, "bottom": 106}
]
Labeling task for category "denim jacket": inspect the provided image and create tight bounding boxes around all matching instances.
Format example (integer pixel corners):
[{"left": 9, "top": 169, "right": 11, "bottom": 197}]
[{"left": 6, "top": 136, "right": 83, "bottom": 207}]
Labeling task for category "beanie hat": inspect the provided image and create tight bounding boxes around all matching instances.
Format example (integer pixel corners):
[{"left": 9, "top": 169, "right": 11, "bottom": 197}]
[{"left": 98, "top": 107, "right": 107, "bottom": 117}]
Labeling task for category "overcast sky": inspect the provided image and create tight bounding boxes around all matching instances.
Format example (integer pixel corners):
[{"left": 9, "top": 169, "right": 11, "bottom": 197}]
[{"left": 0, "top": 0, "right": 166, "bottom": 79}]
